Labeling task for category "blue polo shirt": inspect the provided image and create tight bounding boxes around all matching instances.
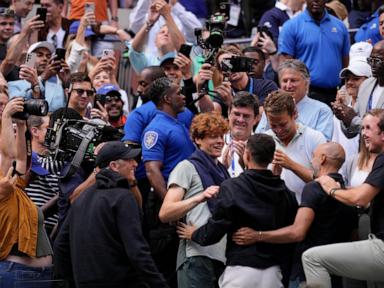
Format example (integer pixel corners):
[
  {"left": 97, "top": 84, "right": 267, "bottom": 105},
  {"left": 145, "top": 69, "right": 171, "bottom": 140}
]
[
  {"left": 355, "top": 10, "right": 382, "bottom": 45},
  {"left": 142, "top": 111, "right": 195, "bottom": 180},
  {"left": 122, "top": 101, "right": 194, "bottom": 179},
  {"left": 279, "top": 10, "right": 350, "bottom": 88}
]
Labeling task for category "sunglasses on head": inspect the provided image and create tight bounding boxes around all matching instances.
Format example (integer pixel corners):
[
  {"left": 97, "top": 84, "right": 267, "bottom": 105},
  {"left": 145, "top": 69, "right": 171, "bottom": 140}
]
[{"left": 0, "top": 8, "right": 15, "bottom": 18}]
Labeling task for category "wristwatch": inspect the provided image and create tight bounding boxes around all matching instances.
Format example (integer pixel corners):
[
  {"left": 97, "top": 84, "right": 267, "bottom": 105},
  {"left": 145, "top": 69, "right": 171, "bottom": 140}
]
[
  {"left": 111, "top": 16, "right": 119, "bottom": 21},
  {"left": 32, "top": 84, "right": 40, "bottom": 93}
]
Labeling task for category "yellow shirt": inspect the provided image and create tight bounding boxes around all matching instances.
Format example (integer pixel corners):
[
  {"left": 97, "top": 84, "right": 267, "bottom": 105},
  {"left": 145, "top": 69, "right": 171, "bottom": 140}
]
[{"left": 0, "top": 171, "right": 38, "bottom": 260}]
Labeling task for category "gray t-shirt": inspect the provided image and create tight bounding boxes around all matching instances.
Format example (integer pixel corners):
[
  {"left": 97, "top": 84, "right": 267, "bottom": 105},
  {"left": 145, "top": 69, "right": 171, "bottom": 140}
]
[{"left": 167, "top": 160, "right": 226, "bottom": 269}]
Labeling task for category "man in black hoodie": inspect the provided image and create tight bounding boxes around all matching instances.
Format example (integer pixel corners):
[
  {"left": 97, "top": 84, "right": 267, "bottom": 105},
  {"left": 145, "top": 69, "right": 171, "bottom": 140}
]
[
  {"left": 54, "top": 141, "right": 168, "bottom": 288},
  {"left": 177, "top": 133, "right": 298, "bottom": 288}
]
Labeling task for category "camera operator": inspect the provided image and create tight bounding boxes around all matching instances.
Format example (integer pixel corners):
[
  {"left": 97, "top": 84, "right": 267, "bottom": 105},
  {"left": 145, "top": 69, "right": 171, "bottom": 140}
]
[
  {"left": 196, "top": 46, "right": 278, "bottom": 117},
  {"left": 0, "top": 98, "right": 54, "bottom": 287},
  {"left": 67, "top": 72, "right": 95, "bottom": 117},
  {"left": 94, "top": 84, "right": 126, "bottom": 129},
  {"left": 8, "top": 41, "right": 70, "bottom": 112}
]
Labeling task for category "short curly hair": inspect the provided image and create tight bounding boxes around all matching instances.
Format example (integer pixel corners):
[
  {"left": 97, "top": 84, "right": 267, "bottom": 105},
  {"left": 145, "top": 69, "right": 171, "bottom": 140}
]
[
  {"left": 190, "top": 112, "right": 229, "bottom": 141},
  {"left": 264, "top": 90, "right": 296, "bottom": 116}
]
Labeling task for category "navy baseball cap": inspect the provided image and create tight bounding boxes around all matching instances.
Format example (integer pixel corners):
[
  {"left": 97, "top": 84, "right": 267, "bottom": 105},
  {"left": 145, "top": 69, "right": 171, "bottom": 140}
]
[
  {"left": 95, "top": 141, "right": 141, "bottom": 168},
  {"left": 69, "top": 21, "right": 95, "bottom": 38},
  {"left": 96, "top": 84, "right": 121, "bottom": 97}
]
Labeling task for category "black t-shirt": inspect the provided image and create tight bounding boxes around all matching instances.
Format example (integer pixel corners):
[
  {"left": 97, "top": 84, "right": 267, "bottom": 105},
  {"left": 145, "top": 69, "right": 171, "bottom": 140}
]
[
  {"left": 291, "top": 173, "right": 358, "bottom": 281},
  {"left": 364, "top": 153, "right": 384, "bottom": 240}
]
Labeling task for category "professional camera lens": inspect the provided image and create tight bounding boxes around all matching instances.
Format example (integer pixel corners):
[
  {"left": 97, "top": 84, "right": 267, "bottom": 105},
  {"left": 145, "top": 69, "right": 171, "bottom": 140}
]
[
  {"left": 24, "top": 99, "right": 49, "bottom": 116},
  {"left": 13, "top": 99, "right": 49, "bottom": 120}
]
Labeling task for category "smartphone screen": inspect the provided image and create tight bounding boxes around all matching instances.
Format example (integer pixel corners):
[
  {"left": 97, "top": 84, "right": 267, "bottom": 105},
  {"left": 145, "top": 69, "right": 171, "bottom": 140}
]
[
  {"left": 55, "top": 48, "right": 66, "bottom": 61},
  {"left": 85, "top": 2, "right": 95, "bottom": 14},
  {"left": 102, "top": 49, "right": 114, "bottom": 58},
  {"left": 179, "top": 44, "right": 192, "bottom": 58},
  {"left": 36, "top": 7, "right": 47, "bottom": 24}
]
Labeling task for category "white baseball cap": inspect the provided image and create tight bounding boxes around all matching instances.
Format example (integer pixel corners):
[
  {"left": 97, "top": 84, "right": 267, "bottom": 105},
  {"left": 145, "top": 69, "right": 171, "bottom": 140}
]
[
  {"left": 339, "top": 59, "right": 372, "bottom": 78},
  {"left": 349, "top": 42, "right": 373, "bottom": 60},
  {"left": 27, "top": 41, "right": 55, "bottom": 55}
]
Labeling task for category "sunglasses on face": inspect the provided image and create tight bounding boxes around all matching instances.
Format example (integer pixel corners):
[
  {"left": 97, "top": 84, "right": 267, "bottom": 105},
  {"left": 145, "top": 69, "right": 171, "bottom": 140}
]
[
  {"left": 73, "top": 88, "right": 94, "bottom": 97},
  {"left": 105, "top": 95, "right": 121, "bottom": 103}
]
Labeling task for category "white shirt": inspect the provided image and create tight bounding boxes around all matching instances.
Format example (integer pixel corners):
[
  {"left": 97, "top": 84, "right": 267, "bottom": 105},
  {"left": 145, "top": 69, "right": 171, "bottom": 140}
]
[
  {"left": 265, "top": 124, "right": 326, "bottom": 203},
  {"left": 47, "top": 28, "right": 66, "bottom": 49}
]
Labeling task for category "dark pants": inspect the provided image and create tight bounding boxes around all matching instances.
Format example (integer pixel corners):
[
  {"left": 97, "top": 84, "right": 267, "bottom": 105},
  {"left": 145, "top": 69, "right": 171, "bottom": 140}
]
[
  {"left": 309, "top": 86, "right": 337, "bottom": 108},
  {"left": 177, "top": 256, "right": 225, "bottom": 288}
]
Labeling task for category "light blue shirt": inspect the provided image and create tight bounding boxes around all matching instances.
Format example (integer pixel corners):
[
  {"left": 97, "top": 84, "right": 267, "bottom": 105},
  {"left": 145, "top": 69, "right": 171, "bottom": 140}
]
[
  {"left": 279, "top": 9, "right": 350, "bottom": 88},
  {"left": 256, "top": 95, "right": 334, "bottom": 141},
  {"left": 126, "top": 41, "right": 177, "bottom": 74},
  {"left": 8, "top": 76, "right": 66, "bottom": 112}
]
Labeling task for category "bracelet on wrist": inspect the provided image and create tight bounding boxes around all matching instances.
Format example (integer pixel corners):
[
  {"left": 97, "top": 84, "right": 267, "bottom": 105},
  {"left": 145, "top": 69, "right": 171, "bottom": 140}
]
[
  {"left": 258, "top": 231, "right": 262, "bottom": 241},
  {"left": 145, "top": 21, "right": 154, "bottom": 32},
  {"left": 329, "top": 187, "right": 339, "bottom": 198},
  {"left": 129, "top": 180, "right": 138, "bottom": 188},
  {"left": 269, "top": 50, "right": 278, "bottom": 56}
]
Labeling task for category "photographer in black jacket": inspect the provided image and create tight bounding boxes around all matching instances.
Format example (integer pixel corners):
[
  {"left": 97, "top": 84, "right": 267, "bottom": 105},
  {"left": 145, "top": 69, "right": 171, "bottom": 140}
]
[{"left": 54, "top": 141, "right": 168, "bottom": 288}]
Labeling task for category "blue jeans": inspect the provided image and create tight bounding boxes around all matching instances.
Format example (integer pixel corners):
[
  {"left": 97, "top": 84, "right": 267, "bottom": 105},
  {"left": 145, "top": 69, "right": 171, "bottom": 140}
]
[
  {"left": 0, "top": 260, "right": 53, "bottom": 288},
  {"left": 177, "top": 256, "right": 224, "bottom": 288}
]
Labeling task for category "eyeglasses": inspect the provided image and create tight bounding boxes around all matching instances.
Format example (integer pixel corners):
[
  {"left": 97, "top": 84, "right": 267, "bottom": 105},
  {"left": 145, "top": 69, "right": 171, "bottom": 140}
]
[
  {"left": 367, "top": 57, "right": 384, "bottom": 66},
  {"left": 105, "top": 95, "right": 121, "bottom": 103},
  {"left": 0, "top": 8, "right": 15, "bottom": 17},
  {"left": 73, "top": 88, "right": 94, "bottom": 97}
]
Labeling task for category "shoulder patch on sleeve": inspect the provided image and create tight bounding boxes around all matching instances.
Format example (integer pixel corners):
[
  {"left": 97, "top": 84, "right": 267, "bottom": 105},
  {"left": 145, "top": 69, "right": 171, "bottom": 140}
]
[{"left": 144, "top": 131, "right": 158, "bottom": 149}]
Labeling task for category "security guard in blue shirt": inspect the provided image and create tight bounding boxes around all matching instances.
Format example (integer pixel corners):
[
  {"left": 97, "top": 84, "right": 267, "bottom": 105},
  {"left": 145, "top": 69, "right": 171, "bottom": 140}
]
[{"left": 140, "top": 77, "right": 195, "bottom": 287}]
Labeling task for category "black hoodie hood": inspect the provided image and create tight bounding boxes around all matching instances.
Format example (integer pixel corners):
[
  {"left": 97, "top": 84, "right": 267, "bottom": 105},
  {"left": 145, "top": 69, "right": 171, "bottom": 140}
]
[{"left": 96, "top": 168, "right": 130, "bottom": 189}]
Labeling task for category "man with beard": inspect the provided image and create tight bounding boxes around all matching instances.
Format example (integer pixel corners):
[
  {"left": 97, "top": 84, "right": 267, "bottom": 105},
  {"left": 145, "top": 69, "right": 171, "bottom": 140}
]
[
  {"left": 95, "top": 84, "right": 126, "bottom": 129},
  {"left": 304, "top": 109, "right": 384, "bottom": 286},
  {"left": 8, "top": 41, "right": 70, "bottom": 112},
  {"left": 177, "top": 133, "right": 298, "bottom": 288},
  {"left": 334, "top": 40, "right": 384, "bottom": 138},
  {"left": 142, "top": 77, "right": 195, "bottom": 287},
  {"left": 233, "top": 142, "right": 357, "bottom": 288}
]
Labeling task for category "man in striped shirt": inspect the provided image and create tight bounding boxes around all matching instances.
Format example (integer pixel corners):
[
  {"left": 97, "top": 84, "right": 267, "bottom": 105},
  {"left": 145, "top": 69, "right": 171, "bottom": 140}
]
[{"left": 25, "top": 115, "right": 62, "bottom": 238}]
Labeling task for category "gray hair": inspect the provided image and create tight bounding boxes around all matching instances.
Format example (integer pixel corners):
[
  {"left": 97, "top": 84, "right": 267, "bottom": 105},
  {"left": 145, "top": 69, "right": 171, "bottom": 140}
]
[{"left": 277, "top": 59, "right": 310, "bottom": 83}]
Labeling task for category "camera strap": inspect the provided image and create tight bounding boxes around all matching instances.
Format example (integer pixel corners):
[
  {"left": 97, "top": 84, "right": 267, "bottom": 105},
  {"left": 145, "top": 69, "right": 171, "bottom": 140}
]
[
  {"left": 25, "top": 126, "right": 32, "bottom": 173},
  {"left": 61, "top": 128, "right": 96, "bottom": 179},
  {"left": 248, "top": 77, "right": 254, "bottom": 94}
]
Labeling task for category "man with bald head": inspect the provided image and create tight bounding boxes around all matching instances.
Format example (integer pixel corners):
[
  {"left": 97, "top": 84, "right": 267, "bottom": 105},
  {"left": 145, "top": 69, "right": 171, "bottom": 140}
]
[
  {"left": 336, "top": 40, "right": 384, "bottom": 138},
  {"left": 232, "top": 142, "right": 358, "bottom": 287}
]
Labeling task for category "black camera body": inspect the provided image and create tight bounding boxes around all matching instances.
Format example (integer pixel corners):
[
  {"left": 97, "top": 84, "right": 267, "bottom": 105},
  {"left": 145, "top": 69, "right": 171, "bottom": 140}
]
[
  {"left": 13, "top": 99, "right": 49, "bottom": 120},
  {"left": 221, "top": 56, "right": 256, "bottom": 73},
  {"left": 206, "top": 13, "right": 226, "bottom": 49},
  {"left": 44, "top": 118, "right": 124, "bottom": 164}
]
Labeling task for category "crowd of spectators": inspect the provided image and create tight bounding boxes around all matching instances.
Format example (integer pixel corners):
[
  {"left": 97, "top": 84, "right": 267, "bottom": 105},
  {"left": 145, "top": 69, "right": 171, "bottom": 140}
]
[{"left": 1, "top": 0, "right": 384, "bottom": 287}]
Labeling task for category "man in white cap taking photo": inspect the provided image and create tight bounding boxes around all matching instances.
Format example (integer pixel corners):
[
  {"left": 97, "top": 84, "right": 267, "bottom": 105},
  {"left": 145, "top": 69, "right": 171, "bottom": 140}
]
[
  {"left": 8, "top": 41, "right": 70, "bottom": 112},
  {"left": 333, "top": 40, "right": 384, "bottom": 138}
]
